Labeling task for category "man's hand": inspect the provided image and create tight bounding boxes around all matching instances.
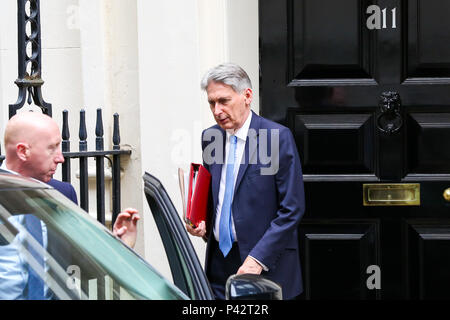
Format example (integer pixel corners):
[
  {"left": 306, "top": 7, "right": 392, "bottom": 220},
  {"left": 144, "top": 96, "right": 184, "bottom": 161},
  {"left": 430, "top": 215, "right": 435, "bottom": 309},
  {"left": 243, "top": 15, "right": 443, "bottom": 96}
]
[
  {"left": 237, "top": 256, "right": 263, "bottom": 275},
  {"left": 186, "top": 220, "right": 206, "bottom": 238},
  {"left": 113, "top": 208, "right": 140, "bottom": 248}
]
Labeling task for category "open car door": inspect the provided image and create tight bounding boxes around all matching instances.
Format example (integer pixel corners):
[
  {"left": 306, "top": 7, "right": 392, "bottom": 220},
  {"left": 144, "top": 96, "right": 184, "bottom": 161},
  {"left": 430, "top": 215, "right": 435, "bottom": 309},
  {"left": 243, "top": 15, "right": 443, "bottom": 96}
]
[{"left": 143, "top": 172, "right": 214, "bottom": 300}]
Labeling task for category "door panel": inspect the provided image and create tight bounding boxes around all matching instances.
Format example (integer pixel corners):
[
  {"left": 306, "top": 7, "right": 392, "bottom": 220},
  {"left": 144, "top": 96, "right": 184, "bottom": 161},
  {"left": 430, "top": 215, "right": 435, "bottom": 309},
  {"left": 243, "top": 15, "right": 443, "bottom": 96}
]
[
  {"left": 289, "top": 0, "right": 376, "bottom": 84},
  {"left": 404, "top": 220, "right": 450, "bottom": 299},
  {"left": 405, "top": 0, "right": 450, "bottom": 81},
  {"left": 289, "top": 112, "right": 374, "bottom": 173},
  {"left": 260, "top": 0, "right": 450, "bottom": 299},
  {"left": 407, "top": 113, "right": 450, "bottom": 173},
  {"left": 299, "top": 220, "right": 379, "bottom": 299}
]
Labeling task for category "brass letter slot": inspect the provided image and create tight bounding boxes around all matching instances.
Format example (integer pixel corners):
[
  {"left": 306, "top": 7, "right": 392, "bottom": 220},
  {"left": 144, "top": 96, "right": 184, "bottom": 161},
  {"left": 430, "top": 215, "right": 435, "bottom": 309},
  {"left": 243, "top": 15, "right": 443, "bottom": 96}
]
[{"left": 363, "top": 183, "right": 420, "bottom": 206}]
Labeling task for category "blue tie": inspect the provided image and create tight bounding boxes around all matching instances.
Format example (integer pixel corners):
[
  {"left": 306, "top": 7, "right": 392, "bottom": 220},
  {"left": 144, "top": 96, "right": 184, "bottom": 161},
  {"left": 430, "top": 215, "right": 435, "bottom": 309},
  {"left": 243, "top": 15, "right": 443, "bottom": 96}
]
[
  {"left": 219, "top": 135, "right": 237, "bottom": 257},
  {"left": 25, "top": 214, "right": 45, "bottom": 300}
]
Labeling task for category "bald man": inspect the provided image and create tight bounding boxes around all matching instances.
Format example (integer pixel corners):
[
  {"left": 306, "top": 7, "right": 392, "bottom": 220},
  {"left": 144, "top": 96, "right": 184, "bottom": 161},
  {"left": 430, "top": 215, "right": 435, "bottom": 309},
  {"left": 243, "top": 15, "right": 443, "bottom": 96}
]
[{"left": 2, "top": 112, "right": 139, "bottom": 247}]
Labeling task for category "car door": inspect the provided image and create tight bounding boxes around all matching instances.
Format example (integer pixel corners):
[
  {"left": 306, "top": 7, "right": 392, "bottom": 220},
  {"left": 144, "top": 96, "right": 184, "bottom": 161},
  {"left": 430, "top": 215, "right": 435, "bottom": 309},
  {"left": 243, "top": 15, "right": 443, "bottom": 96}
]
[
  {"left": 143, "top": 172, "right": 215, "bottom": 300},
  {"left": 0, "top": 180, "right": 188, "bottom": 300}
]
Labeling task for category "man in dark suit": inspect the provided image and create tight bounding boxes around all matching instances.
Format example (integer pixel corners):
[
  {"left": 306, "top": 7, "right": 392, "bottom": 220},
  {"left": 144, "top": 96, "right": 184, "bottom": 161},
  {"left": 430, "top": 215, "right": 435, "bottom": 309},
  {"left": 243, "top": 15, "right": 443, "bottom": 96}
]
[
  {"left": 186, "top": 63, "right": 305, "bottom": 299},
  {"left": 0, "top": 111, "right": 139, "bottom": 299},
  {"left": 3, "top": 112, "right": 139, "bottom": 246}
]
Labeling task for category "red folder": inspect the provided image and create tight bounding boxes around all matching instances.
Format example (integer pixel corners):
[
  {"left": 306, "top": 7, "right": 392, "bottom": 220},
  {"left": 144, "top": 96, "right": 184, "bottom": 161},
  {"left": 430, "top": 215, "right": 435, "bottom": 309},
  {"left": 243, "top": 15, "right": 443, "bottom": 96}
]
[{"left": 178, "top": 163, "right": 211, "bottom": 228}]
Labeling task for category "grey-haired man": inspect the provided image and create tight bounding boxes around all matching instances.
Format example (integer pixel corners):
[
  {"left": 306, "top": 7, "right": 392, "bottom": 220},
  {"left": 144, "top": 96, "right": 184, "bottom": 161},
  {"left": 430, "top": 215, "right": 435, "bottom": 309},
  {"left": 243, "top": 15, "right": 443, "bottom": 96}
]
[{"left": 187, "top": 63, "right": 306, "bottom": 299}]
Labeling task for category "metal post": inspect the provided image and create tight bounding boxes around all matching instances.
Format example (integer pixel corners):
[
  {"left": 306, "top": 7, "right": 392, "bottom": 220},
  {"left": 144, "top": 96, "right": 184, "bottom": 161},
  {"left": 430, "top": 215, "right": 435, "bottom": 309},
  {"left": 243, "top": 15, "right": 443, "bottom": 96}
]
[
  {"left": 111, "top": 113, "right": 121, "bottom": 227},
  {"left": 79, "top": 109, "right": 89, "bottom": 212},
  {"left": 95, "top": 109, "right": 105, "bottom": 225},
  {"left": 61, "top": 110, "right": 71, "bottom": 182},
  {"left": 9, "top": 0, "right": 52, "bottom": 118}
]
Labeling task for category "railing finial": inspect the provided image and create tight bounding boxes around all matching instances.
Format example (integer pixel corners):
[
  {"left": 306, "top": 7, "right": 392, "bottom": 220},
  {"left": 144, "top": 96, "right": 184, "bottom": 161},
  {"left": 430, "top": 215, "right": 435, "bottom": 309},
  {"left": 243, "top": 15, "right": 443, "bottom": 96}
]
[
  {"left": 113, "top": 113, "right": 120, "bottom": 150},
  {"left": 9, "top": 0, "right": 52, "bottom": 118},
  {"left": 79, "top": 109, "right": 88, "bottom": 151},
  {"left": 95, "top": 108, "right": 104, "bottom": 151}
]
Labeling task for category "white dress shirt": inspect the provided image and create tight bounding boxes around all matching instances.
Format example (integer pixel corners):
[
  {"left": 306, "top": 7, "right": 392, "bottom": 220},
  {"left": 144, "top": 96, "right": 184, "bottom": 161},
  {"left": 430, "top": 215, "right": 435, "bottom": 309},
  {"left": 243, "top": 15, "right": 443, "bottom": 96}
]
[
  {"left": 212, "top": 112, "right": 269, "bottom": 271},
  {"left": 213, "top": 111, "right": 252, "bottom": 243}
]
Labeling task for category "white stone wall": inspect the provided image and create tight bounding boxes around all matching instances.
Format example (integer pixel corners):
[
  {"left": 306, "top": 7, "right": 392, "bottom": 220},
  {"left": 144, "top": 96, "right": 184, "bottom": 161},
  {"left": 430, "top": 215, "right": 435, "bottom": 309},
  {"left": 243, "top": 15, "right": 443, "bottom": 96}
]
[{"left": 0, "top": 0, "right": 258, "bottom": 282}]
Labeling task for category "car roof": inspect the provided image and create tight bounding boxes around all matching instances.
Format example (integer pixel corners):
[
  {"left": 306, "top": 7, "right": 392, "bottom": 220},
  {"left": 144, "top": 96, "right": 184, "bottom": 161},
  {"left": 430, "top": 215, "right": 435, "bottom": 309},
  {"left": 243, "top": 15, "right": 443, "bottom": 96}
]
[{"left": 0, "top": 171, "right": 52, "bottom": 190}]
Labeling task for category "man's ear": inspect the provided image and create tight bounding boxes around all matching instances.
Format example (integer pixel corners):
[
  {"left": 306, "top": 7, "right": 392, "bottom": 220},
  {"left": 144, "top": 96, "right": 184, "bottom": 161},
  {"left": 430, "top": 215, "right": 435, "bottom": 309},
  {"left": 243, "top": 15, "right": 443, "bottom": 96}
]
[
  {"left": 16, "top": 143, "right": 30, "bottom": 161},
  {"left": 244, "top": 88, "right": 253, "bottom": 106}
]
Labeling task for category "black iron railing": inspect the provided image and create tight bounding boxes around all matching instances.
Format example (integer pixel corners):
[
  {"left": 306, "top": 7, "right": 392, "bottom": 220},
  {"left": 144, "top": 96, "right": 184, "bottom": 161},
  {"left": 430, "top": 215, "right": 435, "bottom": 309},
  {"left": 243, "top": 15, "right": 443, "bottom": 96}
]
[
  {"left": 60, "top": 109, "right": 131, "bottom": 226},
  {"left": 0, "top": 109, "right": 131, "bottom": 228},
  {"left": 10, "top": 0, "right": 52, "bottom": 117},
  {"left": 7, "top": 0, "right": 132, "bottom": 228}
]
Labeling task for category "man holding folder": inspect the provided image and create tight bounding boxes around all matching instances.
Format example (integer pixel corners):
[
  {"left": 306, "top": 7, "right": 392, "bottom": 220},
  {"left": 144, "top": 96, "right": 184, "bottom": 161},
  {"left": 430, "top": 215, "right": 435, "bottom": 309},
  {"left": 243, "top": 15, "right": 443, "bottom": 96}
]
[{"left": 186, "top": 63, "right": 305, "bottom": 300}]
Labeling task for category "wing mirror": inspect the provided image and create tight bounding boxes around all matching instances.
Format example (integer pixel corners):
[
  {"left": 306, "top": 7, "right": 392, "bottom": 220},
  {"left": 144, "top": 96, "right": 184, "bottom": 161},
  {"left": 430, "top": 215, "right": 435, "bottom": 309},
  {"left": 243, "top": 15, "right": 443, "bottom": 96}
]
[{"left": 225, "top": 274, "right": 282, "bottom": 300}]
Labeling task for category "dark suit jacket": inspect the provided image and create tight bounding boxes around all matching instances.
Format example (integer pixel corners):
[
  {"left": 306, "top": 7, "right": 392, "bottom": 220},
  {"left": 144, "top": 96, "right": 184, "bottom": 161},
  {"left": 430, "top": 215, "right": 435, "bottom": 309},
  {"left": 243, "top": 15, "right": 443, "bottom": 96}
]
[
  {"left": 202, "top": 111, "right": 305, "bottom": 299},
  {"left": 45, "top": 179, "right": 78, "bottom": 299},
  {"left": 46, "top": 179, "right": 78, "bottom": 205}
]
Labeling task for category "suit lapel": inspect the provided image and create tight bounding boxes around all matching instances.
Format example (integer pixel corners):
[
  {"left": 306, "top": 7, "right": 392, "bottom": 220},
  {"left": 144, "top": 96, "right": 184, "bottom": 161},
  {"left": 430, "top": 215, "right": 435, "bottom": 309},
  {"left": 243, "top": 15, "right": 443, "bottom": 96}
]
[
  {"left": 234, "top": 112, "right": 260, "bottom": 197},
  {"left": 210, "top": 129, "right": 226, "bottom": 214},
  {"left": 209, "top": 112, "right": 260, "bottom": 214}
]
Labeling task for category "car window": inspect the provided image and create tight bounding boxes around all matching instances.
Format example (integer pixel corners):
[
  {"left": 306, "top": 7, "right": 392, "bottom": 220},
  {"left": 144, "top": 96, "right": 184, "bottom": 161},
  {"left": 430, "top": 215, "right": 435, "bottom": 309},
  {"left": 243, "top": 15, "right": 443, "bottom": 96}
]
[
  {"left": 143, "top": 172, "right": 214, "bottom": 300},
  {"left": 0, "top": 187, "right": 188, "bottom": 300}
]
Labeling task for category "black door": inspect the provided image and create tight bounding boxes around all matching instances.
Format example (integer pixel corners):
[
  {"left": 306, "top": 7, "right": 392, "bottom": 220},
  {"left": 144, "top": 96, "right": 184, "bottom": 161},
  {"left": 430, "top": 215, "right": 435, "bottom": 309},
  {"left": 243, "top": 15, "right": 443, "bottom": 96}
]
[{"left": 260, "top": 0, "right": 450, "bottom": 299}]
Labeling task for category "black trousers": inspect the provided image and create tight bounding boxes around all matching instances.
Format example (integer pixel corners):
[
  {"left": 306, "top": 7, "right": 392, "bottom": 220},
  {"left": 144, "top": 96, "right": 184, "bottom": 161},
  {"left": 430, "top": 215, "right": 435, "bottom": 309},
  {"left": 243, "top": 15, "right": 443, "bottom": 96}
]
[{"left": 206, "top": 239, "right": 241, "bottom": 300}]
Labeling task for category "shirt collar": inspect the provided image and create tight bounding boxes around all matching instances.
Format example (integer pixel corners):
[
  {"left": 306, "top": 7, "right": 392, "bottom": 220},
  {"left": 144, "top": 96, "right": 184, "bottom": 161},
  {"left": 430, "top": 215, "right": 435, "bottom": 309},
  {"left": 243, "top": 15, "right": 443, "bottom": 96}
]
[
  {"left": 0, "top": 161, "right": 19, "bottom": 175},
  {"left": 0, "top": 160, "right": 48, "bottom": 187},
  {"left": 226, "top": 110, "right": 252, "bottom": 143}
]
